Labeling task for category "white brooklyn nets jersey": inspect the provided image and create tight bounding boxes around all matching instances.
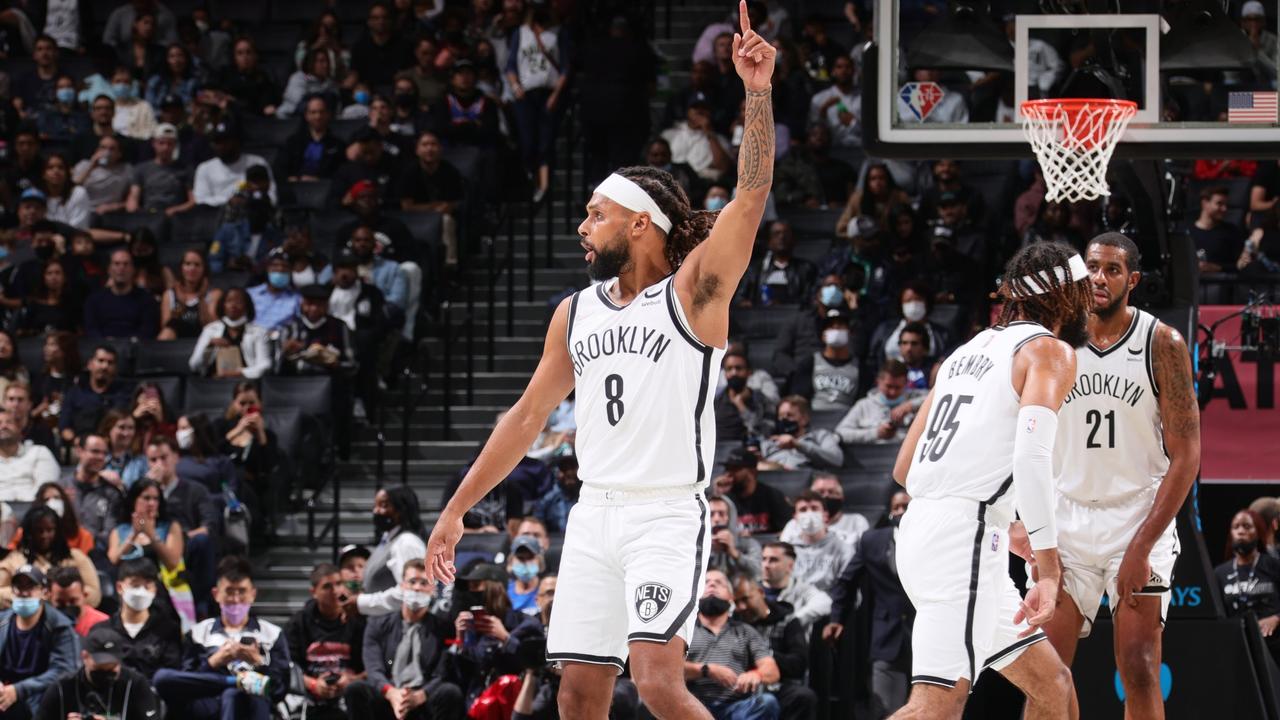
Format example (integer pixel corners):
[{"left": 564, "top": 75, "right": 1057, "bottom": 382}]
[
  {"left": 1055, "top": 309, "right": 1169, "bottom": 504},
  {"left": 567, "top": 274, "right": 724, "bottom": 491},
  {"left": 906, "top": 321, "right": 1055, "bottom": 506}
]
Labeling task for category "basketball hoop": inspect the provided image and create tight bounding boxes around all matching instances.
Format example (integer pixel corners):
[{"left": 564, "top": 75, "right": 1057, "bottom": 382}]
[{"left": 1020, "top": 98, "right": 1137, "bottom": 204}]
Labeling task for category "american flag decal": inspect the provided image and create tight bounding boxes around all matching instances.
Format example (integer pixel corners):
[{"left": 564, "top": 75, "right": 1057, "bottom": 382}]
[{"left": 1228, "top": 92, "right": 1278, "bottom": 123}]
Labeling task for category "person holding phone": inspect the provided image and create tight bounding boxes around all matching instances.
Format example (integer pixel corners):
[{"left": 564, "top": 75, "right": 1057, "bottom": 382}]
[
  {"left": 450, "top": 561, "right": 530, "bottom": 703},
  {"left": 285, "top": 563, "right": 366, "bottom": 720}
]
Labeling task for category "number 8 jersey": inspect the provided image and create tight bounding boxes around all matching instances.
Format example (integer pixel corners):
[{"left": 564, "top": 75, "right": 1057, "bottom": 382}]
[
  {"left": 566, "top": 275, "right": 725, "bottom": 492},
  {"left": 906, "top": 321, "right": 1056, "bottom": 504},
  {"left": 1053, "top": 308, "right": 1168, "bottom": 505}
]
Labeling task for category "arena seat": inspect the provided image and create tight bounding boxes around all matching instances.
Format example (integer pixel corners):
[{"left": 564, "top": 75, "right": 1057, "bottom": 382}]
[
  {"left": 78, "top": 337, "right": 134, "bottom": 374},
  {"left": 133, "top": 339, "right": 199, "bottom": 376},
  {"left": 282, "top": 180, "right": 331, "bottom": 211},
  {"left": 16, "top": 336, "right": 43, "bottom": 376},
  {"left": 184, "top": 377, "right": 243, "bottom": 415},
  {"left": 262, "top": 376, "right": 333, "bottom": 421},
  {"left": 171, "top": 206, "right": 223, "bottom": 247},
  {"left": 810, "top": 409, "right": 847, "bottom": 432},
  {"left": 760, "top": 469, "right": 813, "bottom": 502},
  {"left": 242, "top": 115, "right": 299, "bottom": 153},
  {"left": 94, "top": 211, "right": 170, "bottom": 244},
  {"left": 842, "top": 442, "right": 902, "bottom": 472}
]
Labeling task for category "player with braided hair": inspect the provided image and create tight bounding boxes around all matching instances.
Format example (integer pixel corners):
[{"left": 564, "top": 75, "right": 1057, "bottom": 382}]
[
  {"left": 887, "top": 241, "right": 1091, "bottom": 720},
  {"left": 425, "top": 3, "right": 777, "bottom": 718}
]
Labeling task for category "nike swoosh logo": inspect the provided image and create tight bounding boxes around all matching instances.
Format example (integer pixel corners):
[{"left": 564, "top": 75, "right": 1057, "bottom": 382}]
[
  {"left": 644, "top": 287, "right": 663, "bottom": 298},
  {"left": 1127, "top": 347, "right": 1143, "bottom": 355},
  {"left": 1027, "top": 525, "right": 1046, "bottom": 535}
]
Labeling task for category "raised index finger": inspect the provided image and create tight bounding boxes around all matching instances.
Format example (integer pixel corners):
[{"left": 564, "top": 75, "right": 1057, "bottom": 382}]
[{"left": 739, "top": 0, "right": 751, "bottom": 34}]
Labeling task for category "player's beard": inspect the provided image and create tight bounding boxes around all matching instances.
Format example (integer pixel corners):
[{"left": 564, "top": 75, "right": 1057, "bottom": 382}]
[
  {"left": 1058, "top": 302, "right": 1091, "bottom": 349},
  {"left": 587, "top": 231, "right": 632, "bottom": 281},
  {"left": 1093, "top": 284, "right": 1128, "bottom": 321}
]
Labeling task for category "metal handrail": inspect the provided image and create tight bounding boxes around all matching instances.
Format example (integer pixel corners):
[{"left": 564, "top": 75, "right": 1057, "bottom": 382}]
[{"left": 401, "top": 339, "right": 433, "bottom": 486}]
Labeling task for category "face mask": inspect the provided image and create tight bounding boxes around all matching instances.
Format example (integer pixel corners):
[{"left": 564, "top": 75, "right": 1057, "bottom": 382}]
[
  {"left": 512, "top": 562, "right": 539, "bottom": 583},
  {"left": 45, "top": 498, "right": 65, "bottom": 518},
  {"left": 819, "top": 284, "right": 843, "bottom": 308},
  {"left": 881, "top": 391, "right": 907, "bottom": 407},
  {"left": 822, "top": 497, "right": 843, "bottom": 517},
  {"left": 775, "top": 418, "right": 799, "bottom": 436},
  {"left": 267, "top": 271, "right": 290, "bottom": 290},
  {"left": 0, "top": 246, "right": 8, "bottom": 261},
  {"left": 122, "top": 587, "right": 155, "bottom": 611},
  {"left": 698, "top": 596, "right": 731, "bottom": 617},
  {"left": 222, "top": 315, "right": 247, "bottom": 328},
  {"left": 112, "top": 82, "right": 132, "bottom": 100},
  {"left": 796, "top": 510, "right": 825, "bottom": 535},
  {"left": 56, "top": 88, "right": 76, "bottom": 105},
  {"left": 372, "top": 513, "right": 396, "bottom": 534},
  {"left": 88, "top": 669, "right": 116, "bottom": 688},
  {"left": 221, "top": 602, "right": 251, "bottom": 626},
  {"left": 823, "top": 328, "right": 849, "bottom": 347},
  {"left": 293, "top": 267, "right": 317, "bottom": 287},
  {"left": 725, "top": 376, "right": 747, "bottom": 392},
  {"left": 58, "top": 604, "right": 80, "bottom": 620},
  {"left": 353, "top": 90, "right": 371, "bottom": 105},
  {"left": 1234, "top": 539, "right": 1259, "bottom": 557},
  {"left": 705, "top": 196, "right": 728, "bottom": 211},
  {"left": 11, "top": 597, "right": 41, "bottom": 618},
  {"left": 396, "top": 93, "right": 417, "bottom": 109},
  {"left": 889, "top": 513, "right": 903, "bottom": 526},
  {"left": 176, "top": 427, "right": 194, "bottom": 450},
  {"left": 402, "top": 589, "right": 431, "bottom": 612},
  {"left": 902, "top": 301, "right": 927, "bottom": 322}
]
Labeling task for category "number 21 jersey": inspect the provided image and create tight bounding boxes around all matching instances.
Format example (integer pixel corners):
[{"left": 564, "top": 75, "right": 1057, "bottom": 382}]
[
  {"left": 906, "top": 321, "right": 1055, "bottom": 504},
  {"left": 1054, "top": 308, "right": 1168, "bottom": 504},
  {"left": 567, "top": 275, "right": 725, "bottom": 491}
]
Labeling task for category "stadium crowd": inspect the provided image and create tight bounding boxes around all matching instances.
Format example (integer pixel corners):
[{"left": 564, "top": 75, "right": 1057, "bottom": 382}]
[{"left": 0, "top": 0, "right": 1273, "bottom": 719}]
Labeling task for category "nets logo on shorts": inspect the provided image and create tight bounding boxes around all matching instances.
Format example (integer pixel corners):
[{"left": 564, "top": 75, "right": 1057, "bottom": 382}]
[{"left": 634, "top": 583, "right": 672, "bottom": 622}]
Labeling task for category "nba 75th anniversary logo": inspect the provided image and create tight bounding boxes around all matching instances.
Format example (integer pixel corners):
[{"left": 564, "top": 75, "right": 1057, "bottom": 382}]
[{"left": 635, "top": 583, "right": 671, "bottom": 622}]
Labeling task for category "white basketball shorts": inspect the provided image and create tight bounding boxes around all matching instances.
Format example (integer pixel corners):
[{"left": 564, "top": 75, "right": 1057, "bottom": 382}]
[
  {"left": 1057, "top": 490, "right": 1179, "bottom": 637},
  {"left": 545, "top": 484, "right": 710, "bottom": 673},
  {"left": 896, "top": 492, "right": 1045, "bottom": 690}
]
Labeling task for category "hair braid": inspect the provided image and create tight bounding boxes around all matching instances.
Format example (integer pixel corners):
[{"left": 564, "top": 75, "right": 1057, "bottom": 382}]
[
  {"left": 616, "top": 166, "right": 719, "bottom": 270},
  {"left": 996, "top": 241, "right": 1093, "bottom": 331}
]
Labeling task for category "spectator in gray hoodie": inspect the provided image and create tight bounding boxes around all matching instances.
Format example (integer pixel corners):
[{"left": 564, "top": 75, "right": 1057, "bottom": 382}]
[
  {"left": 835, "top": 360, "right": 926, "bottom": 445},
  {"left": 707, "top": 495, "right": 763, "bottom": 581},
  {"left": 788, "top": 491, "right": 855, "bottom": 593},
  {"left": 759, "top": 395, "right": 843, "bottom": 470}
]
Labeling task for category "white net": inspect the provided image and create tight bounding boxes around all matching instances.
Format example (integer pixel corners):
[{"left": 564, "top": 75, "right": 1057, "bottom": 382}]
[{"left": 1020, "top": 99, "right": 1137, "bottom": 204}]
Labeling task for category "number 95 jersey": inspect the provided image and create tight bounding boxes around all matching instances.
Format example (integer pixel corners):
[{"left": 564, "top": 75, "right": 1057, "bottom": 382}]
[
  {"left": 566, "top": 275, "right": 725, "bottom": 492},
  {"left": 906, "top": 321, "right": 1055, "bottom": 507}
]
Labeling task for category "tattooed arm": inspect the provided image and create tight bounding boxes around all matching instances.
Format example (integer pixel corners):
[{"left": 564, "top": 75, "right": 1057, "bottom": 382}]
[
  {"left": 677, "top": 0, "right": 776, "bottom": 346},
  {"left": 1114, "top": 323, "right": 1201, "bottom": 611}
]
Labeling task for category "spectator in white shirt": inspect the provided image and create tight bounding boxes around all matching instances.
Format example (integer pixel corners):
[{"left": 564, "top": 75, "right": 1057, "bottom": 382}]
[
  {"left": 660, "top": 95, "right": 733, "bottom": 182},
  {"left": 0, "top": 410, "right": 59, "bottom": 503},
  {"left": 808, "top": 55, "right": 861, "bottom": 149},
  {"left": 192, "top": 120, "right": 277, "bottom": 207},
  {"left": 780, "top": 473, "right": 870, "bottom": 548}
]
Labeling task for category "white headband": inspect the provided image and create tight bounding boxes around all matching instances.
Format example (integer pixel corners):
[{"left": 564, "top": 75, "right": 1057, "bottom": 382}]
[
  {"left": 1009, "top": 254, "right": 1089, "bottom": 298},
  {"left": 595, "top": 174, "right": 673, "bottom": 233}
]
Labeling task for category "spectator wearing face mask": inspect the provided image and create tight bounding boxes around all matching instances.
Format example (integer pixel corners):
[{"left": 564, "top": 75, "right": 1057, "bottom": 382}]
[
  {"left": 531, "top": 452, "right": 578, "bottom": 534},
  {"left": 1216, "top": 509, "right": 1280, "bottom": 665},
  {"left": 780, "top": 473, "right": 869, "bottom": 548},
  {"left": 771, "top": 274, "right": 856, "bottom": 382},
  {"left": 356, "top": 487, "right": 428, "bottom": 617},
  {"left": 48, "top": 566, "right": 107, "bottom": 637},
  {"left": 707, "top": 495, "right": 763, "bottom": 582},
  {"left": 189, "top": 288, "right": 272, "bottom": 380},
  {"left": 108, "top": 559, "right": 181, "bottom": 683},
  {"left": 344, "top": 558, "right": 463, "bottom": 720},
  {"left": 285, "top": 563, "right": 365, "bottom": 720},
  {"left": 786, "top": 307, "right": 860, "bottom": 413},
  {"left": 759, "top": 396, "right": 843, "bottom": 471},
  {"left": 785, "top": 491, "right": 855, "bottom": 594},
  {"left": 684, "top": 569, "right": 781, "bottom": 719},
  {"left": 8, "top": 483, "right": 91, "bottom": 555},
  {"left": 153, "top": 556, "right": 289, "bottom": 719},
  {"left": 0, "top": 506, "right": 100, "bottom": 610},
  {"left": 35, "top": 623, "right": 161, "bottom": 720},
  {"left": 245, "top": 249, "right": 301, "bottom": 331},
  {"left": 866, "top": 283, "right": 951, "bottom": 367},
  {"left": 0, "top": 564, "right": 79, "bottom": 717},
  {"left": 715, "top": 349, "right": 772, "bottom": 445},
  {"left": 824, "top": 490, "right": 914, "bottom": 719},
  {"left": 835, "top": 360, "right": 926, "bottom": 445},
  {"left": 506, "top": 535, "right": 545, "bottom": 616}
]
